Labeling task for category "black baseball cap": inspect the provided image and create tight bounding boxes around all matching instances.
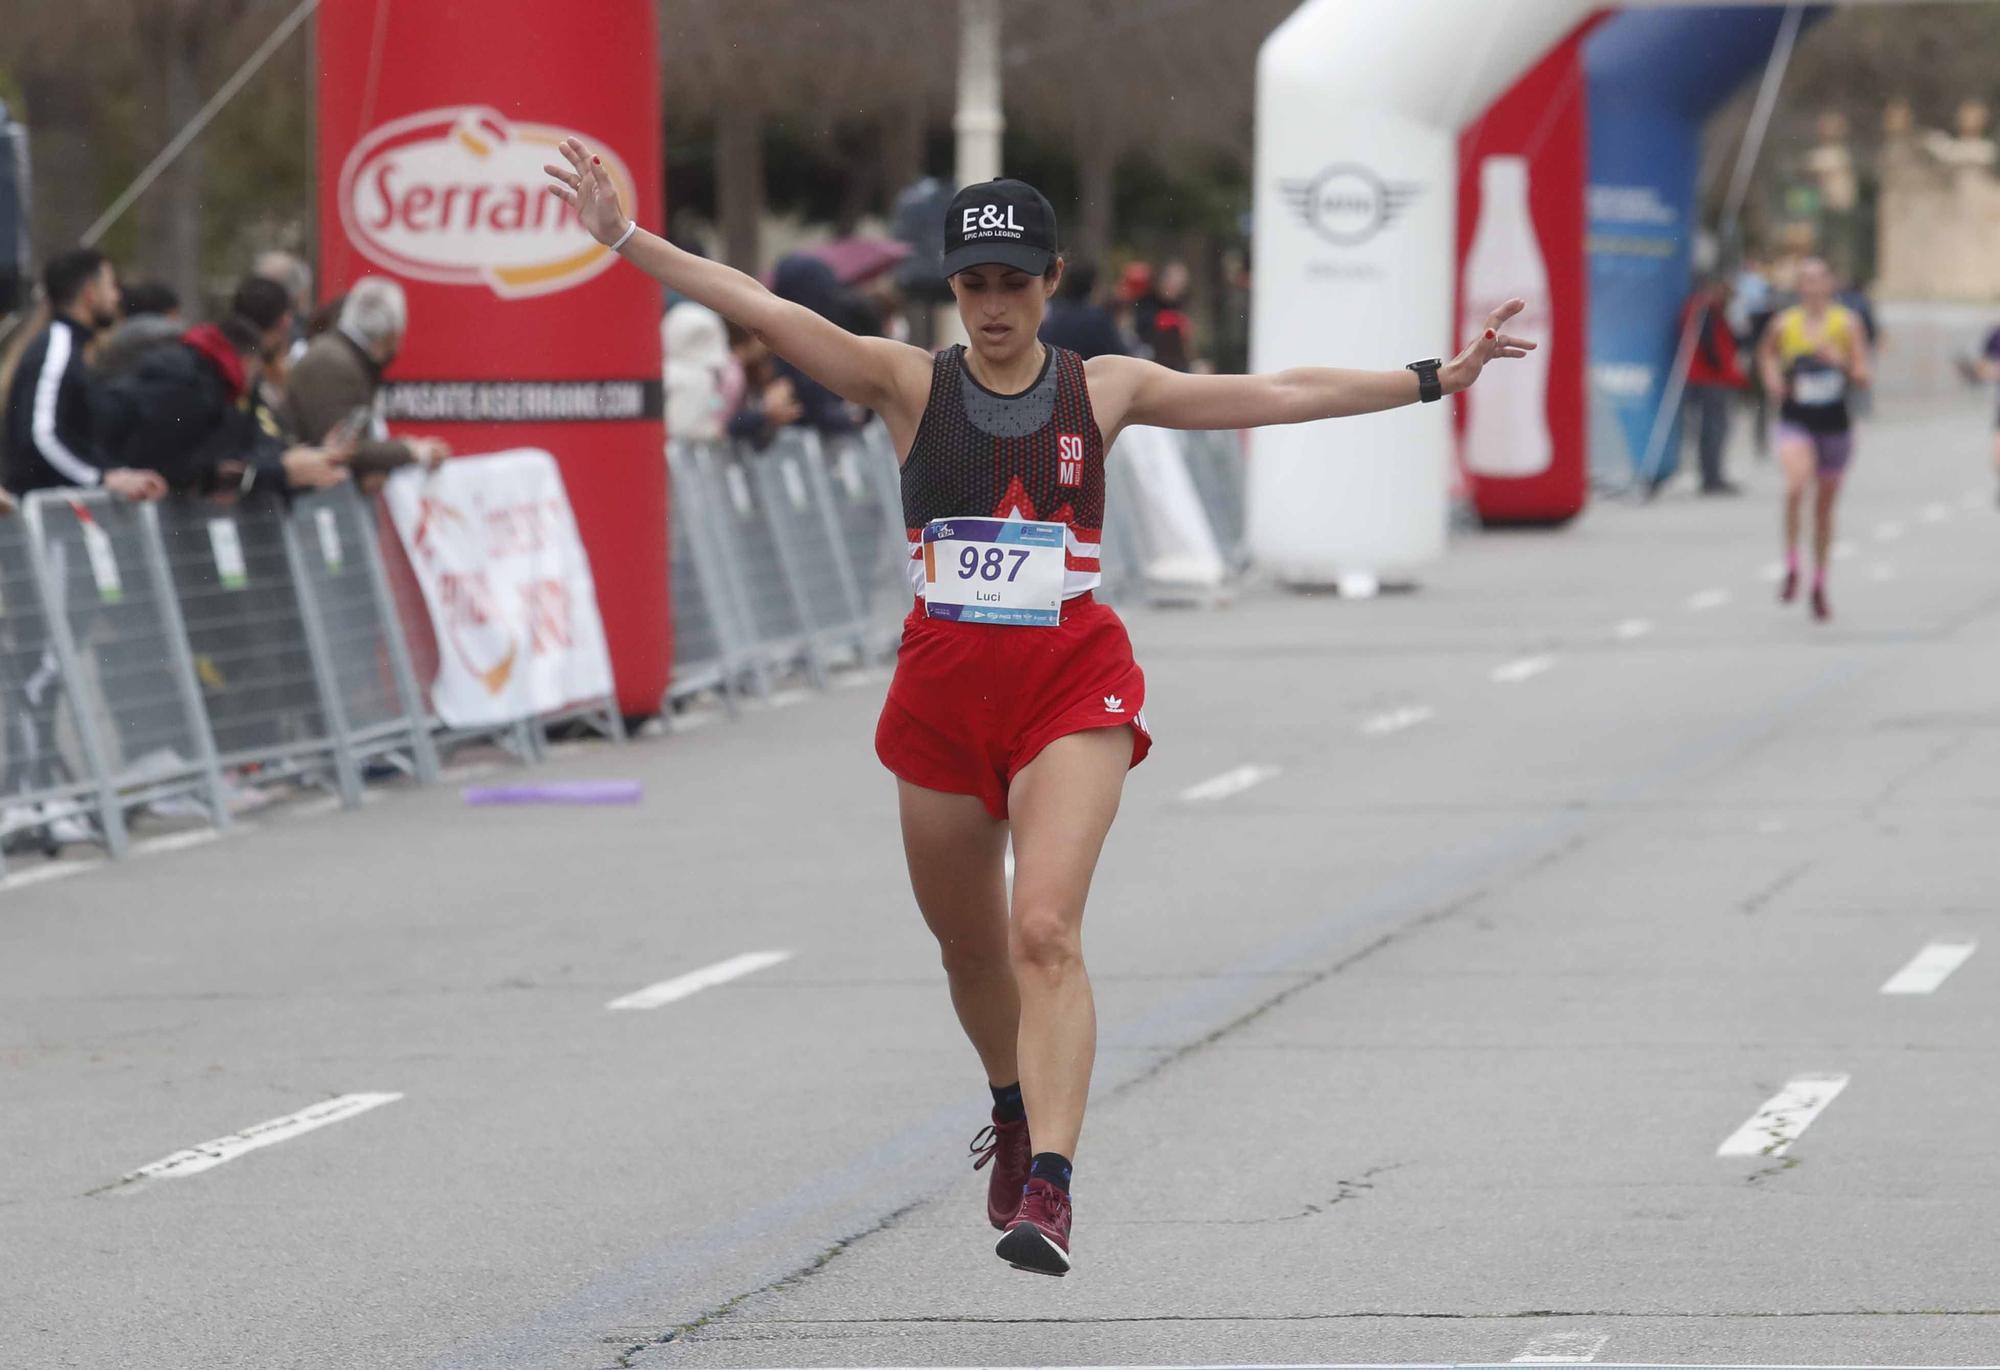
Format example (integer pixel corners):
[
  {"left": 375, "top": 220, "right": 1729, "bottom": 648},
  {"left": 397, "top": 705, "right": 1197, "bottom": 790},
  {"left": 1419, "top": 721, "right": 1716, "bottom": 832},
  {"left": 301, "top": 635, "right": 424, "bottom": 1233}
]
[{"left": 942, "top": 179, "right": 1058, "bottom": 277}]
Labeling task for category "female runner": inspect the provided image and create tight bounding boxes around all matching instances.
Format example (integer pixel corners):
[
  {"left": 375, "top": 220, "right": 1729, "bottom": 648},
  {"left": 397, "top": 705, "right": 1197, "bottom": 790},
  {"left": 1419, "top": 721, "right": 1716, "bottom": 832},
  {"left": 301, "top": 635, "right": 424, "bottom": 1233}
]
[{"left": 546, "top": 142, "right": 1534, "bottom": 1276}]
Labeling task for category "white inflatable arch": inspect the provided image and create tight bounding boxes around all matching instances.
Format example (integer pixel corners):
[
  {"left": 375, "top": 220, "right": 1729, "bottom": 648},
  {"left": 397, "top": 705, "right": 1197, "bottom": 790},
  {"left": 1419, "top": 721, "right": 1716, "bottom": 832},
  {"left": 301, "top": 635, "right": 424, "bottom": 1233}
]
[{"left": 1249, "top": 0, "right": 1921, "bottom": 585}]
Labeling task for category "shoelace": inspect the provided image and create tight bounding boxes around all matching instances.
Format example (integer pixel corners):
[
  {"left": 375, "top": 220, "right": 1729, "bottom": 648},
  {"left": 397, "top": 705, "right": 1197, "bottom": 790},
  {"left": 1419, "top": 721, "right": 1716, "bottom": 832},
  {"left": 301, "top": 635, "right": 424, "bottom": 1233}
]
[{"left": 969, "top": 1124, "right": 999, "bottom": 1172}]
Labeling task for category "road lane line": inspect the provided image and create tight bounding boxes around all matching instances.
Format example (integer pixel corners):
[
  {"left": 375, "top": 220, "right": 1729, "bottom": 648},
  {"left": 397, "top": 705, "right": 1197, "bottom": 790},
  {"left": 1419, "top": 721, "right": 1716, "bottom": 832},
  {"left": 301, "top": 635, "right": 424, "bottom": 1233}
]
[
  {"left": 1758, "top": 561, "right": 1786, "bottom": 582},
  {"left": 607, "top": 950, "right": 792, "bottom": 1011},
  {"left": 1833, "top": 539, "right": 1857, "bottom": 560},
  {"left": 1686, "top": 589, "right": 1731, "bottom": 611},
  {"left": 1180, "top": 764, "right": 1281, "bottom": 803},
  {"left": 108, "top": 1093, "right": 402, "bottom": 1191},
  {"left": 1717, "top": 1073, "right": 1849, "bottom": 1157},
  {"left": 1962, "top": 488, "right": 1987, "bottom": 510},
  {"left": 1921, "top": 502, "right": 1951, "bottom": 523},
  {"left": 1867, "top": 562, "right": 1897, "bottom": 583},
  {"left": 1490, "top": 655, "right": 1555, "bottom": 684},
  {"left": 1613, "top": 618, "right": 1652, "bottom": 641},
  {"left": 1513, "top": 1332, "right": 1609, "bottom": 1363},
  {"left": 1873, "top": 520, "right": 1905, "bottom": 541},
  {"left": 1360, "top": 705, "right": 1433, "bottom": 736},
  {"left": 1881, "top": 941, "right": 1975, "bottom": 995}
]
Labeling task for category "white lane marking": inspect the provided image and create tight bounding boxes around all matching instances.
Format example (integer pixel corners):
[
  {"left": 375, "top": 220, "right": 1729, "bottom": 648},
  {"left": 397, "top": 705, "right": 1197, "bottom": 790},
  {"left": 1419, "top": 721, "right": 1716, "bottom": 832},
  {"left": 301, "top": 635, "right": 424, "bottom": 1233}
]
[
  {"left": 1181, "top": 764, "right": 1282, "bottom": 803},
  {"left": 1962, "top": 488, "right": 1988, "bottom": 510},
  {"left": 1758, "top": 561, "right": 1786, "bottom": 582},
  {"left": 1360, "top": 705, "right": 1433, "bottom": 736},
  {"left": 1921, "top": 502, "right": 1951, "bottom": 523},
  {"left": 765, "top": 690, "right": 812, "bottom": 710},
  {"left": 1873, "top": 521, "right": 1905, "bottom": 541},
  {"left": 1686, "top": 589, "right": 1731, "bottom": 611},
  {"left": 1613, "top": 618, "right": 1653, "bottom": 641},
  {"left": 1867, "top": 562, "right": 1897, "bottom": 583},
  {"left": 111, "top": 1093, "right": 402, "bottom": 1190},
  {"left": 835, "top": 669, "right": 889, "bottom": 690},
  {"left": 607, "top": 950, "right": 792, "bottom": 1011},
  {"left": 1833, "top": 540, "right": 1857, "bottom": 561},
  {"left": 1717, "top": 1073, "right": 1849, "bottom": 1157},
  {"left": 1881, "top": 941, "right": 1976, "bottom": 995},
  {"left": 1490, "top": 655, "right": 1555, "bottom": 685},
  {"left": 1513, "top": 1332, "right": 1610, "bottom": 1364}
]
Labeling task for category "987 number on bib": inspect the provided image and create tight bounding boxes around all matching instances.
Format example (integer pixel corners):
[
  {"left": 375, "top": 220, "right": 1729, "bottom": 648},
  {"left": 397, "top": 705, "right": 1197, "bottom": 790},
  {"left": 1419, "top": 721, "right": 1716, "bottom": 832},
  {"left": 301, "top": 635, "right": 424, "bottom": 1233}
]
[{"left": 922, "top": 517, "right": 1065, "bottom": 626}]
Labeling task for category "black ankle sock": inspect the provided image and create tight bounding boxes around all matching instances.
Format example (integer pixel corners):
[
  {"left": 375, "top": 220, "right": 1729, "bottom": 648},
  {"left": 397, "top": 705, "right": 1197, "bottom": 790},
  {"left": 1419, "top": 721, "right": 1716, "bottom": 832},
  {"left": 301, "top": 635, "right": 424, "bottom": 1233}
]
[
  {"left": 989, "top": 1082, "right": 1025, "bottom": 1123},
  {"left": 1029, "top": 1151, "right": 1072, "bottom": 1192}
]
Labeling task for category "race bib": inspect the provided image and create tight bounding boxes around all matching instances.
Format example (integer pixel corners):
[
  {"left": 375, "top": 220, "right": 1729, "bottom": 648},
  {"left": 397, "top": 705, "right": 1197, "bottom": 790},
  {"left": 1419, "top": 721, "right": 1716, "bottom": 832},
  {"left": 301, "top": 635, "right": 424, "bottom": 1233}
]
[
  {"left": 922, "top": 517, "right": 1065, "bottom": 626},
  {"left": 1791, "top": 364, "right": 1847, "bottom": 408}
]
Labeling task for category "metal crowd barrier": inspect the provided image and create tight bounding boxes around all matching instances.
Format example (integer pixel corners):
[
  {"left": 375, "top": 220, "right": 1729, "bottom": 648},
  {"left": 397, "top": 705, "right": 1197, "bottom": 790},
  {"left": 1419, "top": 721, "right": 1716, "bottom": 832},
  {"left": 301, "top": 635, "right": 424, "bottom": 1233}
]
[
  {"left": 0, "top": 485, "right": 441, "bottom": 872},
  {"left": 661, "top": 419, "right": 1251, "bottom": 714}
]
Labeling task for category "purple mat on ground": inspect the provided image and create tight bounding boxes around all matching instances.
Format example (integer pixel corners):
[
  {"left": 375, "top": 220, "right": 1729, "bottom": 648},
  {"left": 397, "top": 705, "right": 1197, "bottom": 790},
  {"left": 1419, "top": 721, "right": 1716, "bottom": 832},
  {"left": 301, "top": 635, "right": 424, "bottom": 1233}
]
[{"left": 461, "top": 781, "right": 643, "bottom": 806}]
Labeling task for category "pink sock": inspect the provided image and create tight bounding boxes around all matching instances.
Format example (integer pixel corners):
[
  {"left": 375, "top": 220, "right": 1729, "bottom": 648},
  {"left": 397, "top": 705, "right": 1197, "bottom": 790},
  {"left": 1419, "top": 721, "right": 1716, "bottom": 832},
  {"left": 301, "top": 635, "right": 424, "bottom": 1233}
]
[
  {"left": 1812, "top": 565, "right": 1827, "bottom": 591},
  {"left": 1785, "top": 548, "right": 1800, "bottom": 574}
]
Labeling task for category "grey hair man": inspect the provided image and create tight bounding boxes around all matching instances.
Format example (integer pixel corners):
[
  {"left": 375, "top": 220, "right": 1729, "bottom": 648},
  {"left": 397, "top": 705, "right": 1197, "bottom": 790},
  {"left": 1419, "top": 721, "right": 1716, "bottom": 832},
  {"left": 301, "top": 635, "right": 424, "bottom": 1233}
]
[{"left": 276, "top": 275, "right": 449, "bottom": 489}]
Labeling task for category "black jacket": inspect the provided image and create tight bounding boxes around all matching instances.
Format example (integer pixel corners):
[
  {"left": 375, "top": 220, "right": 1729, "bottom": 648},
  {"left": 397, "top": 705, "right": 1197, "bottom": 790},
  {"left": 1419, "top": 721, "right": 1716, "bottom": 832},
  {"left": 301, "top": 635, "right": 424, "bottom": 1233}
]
[
  {"left": 1039, "top": 299, "right": 1130, "bottom": 361},
  {"left": 95, "top": 331, "right": 288, "bottom": 496},
  {"left": 3, "top": 316, "right": 109, "bottom": 494}
]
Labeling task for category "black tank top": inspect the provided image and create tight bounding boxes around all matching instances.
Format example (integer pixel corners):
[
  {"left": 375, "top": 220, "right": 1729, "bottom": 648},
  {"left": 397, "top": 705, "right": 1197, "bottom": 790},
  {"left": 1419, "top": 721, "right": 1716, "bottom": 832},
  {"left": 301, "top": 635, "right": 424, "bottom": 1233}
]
[{"left": 901, "top": 343, "right": 1104, "bottom": 598}]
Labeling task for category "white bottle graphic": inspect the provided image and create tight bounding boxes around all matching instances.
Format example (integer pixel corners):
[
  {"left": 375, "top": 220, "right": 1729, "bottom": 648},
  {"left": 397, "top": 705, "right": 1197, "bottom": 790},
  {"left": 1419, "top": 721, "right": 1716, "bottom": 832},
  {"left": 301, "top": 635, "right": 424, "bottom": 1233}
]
[{"left": 1460, "top": 156, "right": 1552, "bottom": 478}]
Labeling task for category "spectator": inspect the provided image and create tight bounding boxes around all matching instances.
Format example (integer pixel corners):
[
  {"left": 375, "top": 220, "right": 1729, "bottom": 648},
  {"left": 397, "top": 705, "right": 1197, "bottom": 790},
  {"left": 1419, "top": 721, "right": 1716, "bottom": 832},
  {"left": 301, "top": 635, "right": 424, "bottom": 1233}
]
[
  {"left": 1680, "top": 275, "right": 1747, "bottom": 495},
  {"left": 95, "top": 274, "right": 346, "bottom": 497},
  {"left": 770, "top": 254, "right": 869, "bottom": 435},
  {"left": 1140, "top": 259, "right": 1196, "bottom": 372},
  {"left": 1, "top": 248, "right": 166, "bottom": 501},
  {"left": 663, "top": 300, "right": 743, "bottom": 443},
  {"left": 1730, "top": 253, "right": 1778, "bottom": 457},
  {"left": 277, "top": 276, "right": 447, "bottom": 493},
  {"left": 1038, "top": 262, "right": 1129, "bottom": 360},
  {"left": 723, "top": 320, "right": 802, "bottom": 451},
  {"left": 93, "top": 278, "right": 183, "bottom": 381}
]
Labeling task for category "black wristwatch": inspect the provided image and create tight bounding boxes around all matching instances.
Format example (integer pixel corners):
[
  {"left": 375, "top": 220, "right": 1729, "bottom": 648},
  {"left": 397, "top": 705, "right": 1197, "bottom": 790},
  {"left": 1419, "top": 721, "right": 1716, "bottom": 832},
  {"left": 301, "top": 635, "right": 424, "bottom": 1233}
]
[{"left": 1405, "top": 358, "right": 1444, "bottom": 404}]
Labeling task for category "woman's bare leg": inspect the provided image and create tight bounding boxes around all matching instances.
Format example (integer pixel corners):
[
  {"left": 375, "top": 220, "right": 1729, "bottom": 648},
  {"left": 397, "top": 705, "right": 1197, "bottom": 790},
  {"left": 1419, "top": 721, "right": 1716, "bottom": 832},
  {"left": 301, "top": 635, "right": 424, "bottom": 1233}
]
[
  {"left": 897, "top": 781, "right": 1017, "bottom": 1084},
  {"left": 1003, "top": 725, "right": 1132, "bottom": 1162}
]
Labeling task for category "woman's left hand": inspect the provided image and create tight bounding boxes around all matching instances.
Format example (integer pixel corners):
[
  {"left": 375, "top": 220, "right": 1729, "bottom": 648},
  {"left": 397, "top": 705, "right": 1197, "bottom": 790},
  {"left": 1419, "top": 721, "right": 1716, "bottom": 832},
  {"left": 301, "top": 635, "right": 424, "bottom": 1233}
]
[{"left": 1441, "top": 298, "right": 1537, "bottom": 395}]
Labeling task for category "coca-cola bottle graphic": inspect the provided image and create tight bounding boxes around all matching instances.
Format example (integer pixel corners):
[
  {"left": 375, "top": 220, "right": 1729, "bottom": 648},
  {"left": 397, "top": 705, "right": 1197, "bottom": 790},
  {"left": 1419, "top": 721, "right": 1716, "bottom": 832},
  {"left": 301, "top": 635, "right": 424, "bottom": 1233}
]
[{"left": 1460, "top": 156, "right": 1552, "bottom": 478}]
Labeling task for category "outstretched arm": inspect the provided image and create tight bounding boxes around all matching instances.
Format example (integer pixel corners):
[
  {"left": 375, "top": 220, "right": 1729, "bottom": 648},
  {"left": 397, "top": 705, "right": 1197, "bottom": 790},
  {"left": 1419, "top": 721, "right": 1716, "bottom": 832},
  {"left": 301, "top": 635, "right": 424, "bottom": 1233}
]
[
  {"left": 1087, "top": 299, "right": 1535, "bottom": 439},
  {"left": 543, "top": 139, "right": 929, "bottom": 422}
]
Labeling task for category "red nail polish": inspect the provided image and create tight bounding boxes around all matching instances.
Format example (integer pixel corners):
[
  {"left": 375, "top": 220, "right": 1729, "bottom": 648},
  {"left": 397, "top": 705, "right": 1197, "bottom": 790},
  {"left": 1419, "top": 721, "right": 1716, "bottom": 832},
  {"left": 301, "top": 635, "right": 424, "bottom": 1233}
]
[
  {"left": 592, "top": 156, "right": 601, "bottom": 164},
  {"left": 1485, "top": 329, "right": 1496, "bottom": 340}
]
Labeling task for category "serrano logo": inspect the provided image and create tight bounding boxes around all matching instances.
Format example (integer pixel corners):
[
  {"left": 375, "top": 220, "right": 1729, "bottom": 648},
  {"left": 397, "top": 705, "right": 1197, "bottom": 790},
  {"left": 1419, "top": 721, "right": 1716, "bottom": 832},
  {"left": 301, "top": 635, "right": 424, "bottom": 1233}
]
[{"left": 340, "top": 106, "right": 638, "bottom": 299}]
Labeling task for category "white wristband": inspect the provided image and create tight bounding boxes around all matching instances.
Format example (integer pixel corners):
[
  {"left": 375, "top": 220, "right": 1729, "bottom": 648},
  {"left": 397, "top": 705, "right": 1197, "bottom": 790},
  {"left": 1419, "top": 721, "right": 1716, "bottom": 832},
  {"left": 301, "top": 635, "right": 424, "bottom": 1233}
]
[{"left": 608, "top": 220, "right": 638, "bottom": 253}]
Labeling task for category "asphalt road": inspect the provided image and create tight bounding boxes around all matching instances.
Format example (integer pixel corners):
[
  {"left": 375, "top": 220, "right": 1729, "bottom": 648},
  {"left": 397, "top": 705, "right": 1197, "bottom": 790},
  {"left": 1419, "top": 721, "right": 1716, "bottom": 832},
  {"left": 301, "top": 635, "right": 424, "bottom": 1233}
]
[{"left": 6, "top": 396, "right": 1998, "bottom": 1370}]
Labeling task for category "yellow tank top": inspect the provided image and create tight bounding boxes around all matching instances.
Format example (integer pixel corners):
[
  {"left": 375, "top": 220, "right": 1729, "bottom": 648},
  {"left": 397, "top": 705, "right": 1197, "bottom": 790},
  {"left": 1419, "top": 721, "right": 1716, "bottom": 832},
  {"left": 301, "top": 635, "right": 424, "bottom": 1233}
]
[{"left": 1773, "top": 305, "right": 1857, "bottom": 365}]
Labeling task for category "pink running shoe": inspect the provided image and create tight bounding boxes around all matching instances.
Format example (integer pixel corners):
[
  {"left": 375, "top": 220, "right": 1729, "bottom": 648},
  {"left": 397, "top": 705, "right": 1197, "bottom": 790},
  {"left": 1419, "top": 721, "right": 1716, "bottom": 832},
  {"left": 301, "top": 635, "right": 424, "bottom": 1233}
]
[
  {"left": 969, "top": 1114, "right": 1031, "bottom": 1231},
  {"left": 995, "top": 1177, "right": 1072, "bottom": 1276}
]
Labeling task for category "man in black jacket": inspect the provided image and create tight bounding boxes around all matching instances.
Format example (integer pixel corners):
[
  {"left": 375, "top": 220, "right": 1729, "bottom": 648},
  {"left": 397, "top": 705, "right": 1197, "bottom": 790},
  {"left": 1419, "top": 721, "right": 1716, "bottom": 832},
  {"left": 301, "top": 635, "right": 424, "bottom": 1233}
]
[
  {"left": 1, "top": 249, "right": 166, "bottom": 500},
  {"left": 95, "top": 275, "right": 347, "bottom": 497}
]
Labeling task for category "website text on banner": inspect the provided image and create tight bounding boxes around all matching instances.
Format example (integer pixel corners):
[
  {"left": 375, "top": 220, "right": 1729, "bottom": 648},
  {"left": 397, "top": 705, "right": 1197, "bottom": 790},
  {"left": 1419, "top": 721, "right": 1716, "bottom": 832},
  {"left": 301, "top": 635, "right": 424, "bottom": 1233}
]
[
  {"left": 383, "top": 451, "right": 614, "bottom": 729},
  {"left": 315, "top": 0, "right": 667, "bottom": 717}
]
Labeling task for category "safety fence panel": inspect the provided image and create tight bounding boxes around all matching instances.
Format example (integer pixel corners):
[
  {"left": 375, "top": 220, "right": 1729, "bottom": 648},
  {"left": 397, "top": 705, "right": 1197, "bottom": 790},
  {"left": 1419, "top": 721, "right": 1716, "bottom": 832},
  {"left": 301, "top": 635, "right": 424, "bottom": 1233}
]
[
  {"left": 825, "top": 426, "right": 911, "bottom": 652},
  {"left": 1179, "top": 428, "right": 1250, "bottom": 570},
  {"left": 684, "top": 441, "right": 820, "bottom": 688},
  {"left": 754, "top": 430, "right": 868, "bottom": 668},
  {"left": 0, "top": 508, "right": 129, "bottom": 869},
  {"left": 285, "top": 490, "right": 438, "bottom": 784},
  {"left": 18, "top": 492, "right": 227, "bottom": 854},
  {"left": 665, "top": 440, "right": 751, "bottom": 707},
  {"left": 155, "top": 497, "right": 355, "bottom": 801}
]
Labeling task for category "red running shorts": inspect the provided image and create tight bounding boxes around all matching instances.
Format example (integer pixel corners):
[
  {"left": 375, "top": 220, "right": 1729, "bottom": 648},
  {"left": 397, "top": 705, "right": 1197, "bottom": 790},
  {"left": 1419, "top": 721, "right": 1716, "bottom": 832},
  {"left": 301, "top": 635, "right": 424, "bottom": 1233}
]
[{"left": 875, "top": 591, "right": 1152, "bottom": 819}]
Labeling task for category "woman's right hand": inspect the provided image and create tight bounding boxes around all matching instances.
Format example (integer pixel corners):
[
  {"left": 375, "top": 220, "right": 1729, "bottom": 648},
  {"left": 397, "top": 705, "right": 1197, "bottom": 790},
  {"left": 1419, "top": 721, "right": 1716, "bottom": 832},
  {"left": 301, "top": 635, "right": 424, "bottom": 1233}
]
[{"left": 543, "top": 137, "right": 630, "bottom": 247}]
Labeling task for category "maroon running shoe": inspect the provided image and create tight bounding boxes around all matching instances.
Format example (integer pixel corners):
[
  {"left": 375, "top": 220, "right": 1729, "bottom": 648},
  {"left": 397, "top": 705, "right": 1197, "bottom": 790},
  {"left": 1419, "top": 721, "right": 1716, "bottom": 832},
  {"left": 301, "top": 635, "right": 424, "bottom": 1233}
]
[
  {"left": 970, "top": 1114, "right": 1032, "bottom": 1231},
  {"left": 1812, "top": 584, "right": 1831, "bottom": 621},
  {"left": 995, "top": 1177, "right": 1072, "bottom": 1276},
  {"left": 1779, "top": 567, "right": 1800, "bottom": 603}
]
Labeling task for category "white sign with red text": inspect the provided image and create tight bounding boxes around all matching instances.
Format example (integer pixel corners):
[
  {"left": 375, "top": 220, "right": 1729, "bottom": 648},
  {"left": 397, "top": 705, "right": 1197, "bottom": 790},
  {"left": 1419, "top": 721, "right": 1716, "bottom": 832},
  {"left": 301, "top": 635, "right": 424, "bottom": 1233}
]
[
  {"left": 339, "top": 106, "right": 639, "bottom": 300},
  {"left": 383, "top": 450, "right": 615, "bottom": 727}
]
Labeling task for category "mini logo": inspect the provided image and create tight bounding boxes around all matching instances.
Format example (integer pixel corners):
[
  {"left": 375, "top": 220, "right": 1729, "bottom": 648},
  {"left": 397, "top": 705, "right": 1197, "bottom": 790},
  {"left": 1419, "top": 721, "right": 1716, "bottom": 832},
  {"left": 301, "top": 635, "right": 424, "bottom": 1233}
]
[
  {"left": 1280, "top": 164, "right": 1422, "bottom": 248},
  {"left": 340, "top": 105, "right": 639, "bottom": 299},
  {"left": 1056, "top": 433, "right": 1084, "bottom": 487},
  {"left": 1102, "top": 694, "right": 1125, "bottom": 713},
  {"left": 961, "top": 204, "right": 1024, "bottom": 239}
]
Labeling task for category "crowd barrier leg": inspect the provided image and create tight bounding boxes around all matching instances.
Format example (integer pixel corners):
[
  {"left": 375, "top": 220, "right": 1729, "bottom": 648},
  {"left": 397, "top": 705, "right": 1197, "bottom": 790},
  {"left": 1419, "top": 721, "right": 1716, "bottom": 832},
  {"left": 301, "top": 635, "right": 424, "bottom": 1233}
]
[
  {"left": 664, "top": 441, "right": 746, "bottom": 719},
  {"left": 351, "top": 495, "right": 440, "bottom": 784},
  {"left": 278, "top": 515, "right": 365, "bottom": 808},
  {"left": 135, "top": 504, "right": 236, "bottom": 831}
]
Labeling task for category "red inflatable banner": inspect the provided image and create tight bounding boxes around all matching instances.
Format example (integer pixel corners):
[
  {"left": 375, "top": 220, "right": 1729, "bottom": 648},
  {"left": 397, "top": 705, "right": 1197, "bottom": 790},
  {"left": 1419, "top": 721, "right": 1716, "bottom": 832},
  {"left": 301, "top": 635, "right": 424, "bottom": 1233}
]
[
  {"left": 1454, "top": 17, "right": 1600, "bottom": 526},
  {"left": 316, "top": 0, "right": 667, "bottom": 716}
]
